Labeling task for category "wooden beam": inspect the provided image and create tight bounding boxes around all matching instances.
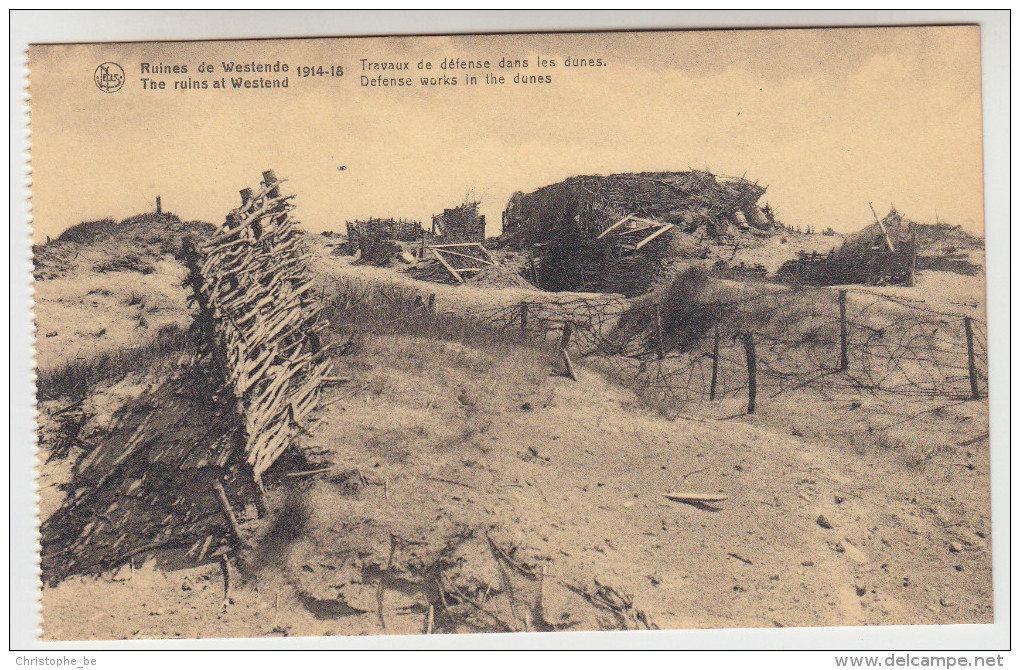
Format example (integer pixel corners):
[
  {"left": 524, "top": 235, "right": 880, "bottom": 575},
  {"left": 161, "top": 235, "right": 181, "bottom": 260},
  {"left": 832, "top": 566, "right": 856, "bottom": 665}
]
[
  {"left": 427, "top": 247, "right": 495, "bottom": 265},
  {"left": 475, "top": 243, "right": 499, "bottom": 266},
  {"left": 634, "top": 223, "right": 675, "bottom": 250},
  {"left": 629, "top": 216, "right": 666, "bottom": 227},
  {"left": 595, "top": 215, "right": 633, "bottom": 240},
  {"left": 212, "top": 479, "right": 245, "bottom": 547},
  {"left": 617, "top": 224, "right": 657, "bottom": 235},
  {"left": 869, "top": 202, "right": 896, "bottom": 252}
]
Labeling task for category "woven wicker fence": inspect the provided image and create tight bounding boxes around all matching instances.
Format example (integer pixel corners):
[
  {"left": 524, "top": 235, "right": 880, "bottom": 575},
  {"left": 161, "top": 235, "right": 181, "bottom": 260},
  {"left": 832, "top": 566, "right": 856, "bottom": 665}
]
[
  {"left": 193, "top": 170, "right": 328, "bottom": 480},
  {"left": 40, "top": 171, "right": 328, "bottom": 582}
]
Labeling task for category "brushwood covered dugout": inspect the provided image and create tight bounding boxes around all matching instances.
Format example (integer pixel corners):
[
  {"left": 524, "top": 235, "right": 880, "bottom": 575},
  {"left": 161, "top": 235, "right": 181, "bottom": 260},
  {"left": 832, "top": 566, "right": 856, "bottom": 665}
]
[
  {"left": 502, "top": 171, "right": 771, "bottom": 294},
  {"left": 503, "top": 171, "right": 770, "bottom": 243}
]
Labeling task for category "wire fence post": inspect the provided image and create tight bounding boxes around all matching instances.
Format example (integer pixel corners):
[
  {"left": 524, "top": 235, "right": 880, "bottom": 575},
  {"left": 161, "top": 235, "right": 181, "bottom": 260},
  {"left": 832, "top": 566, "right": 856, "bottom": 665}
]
[
  {"left": 709, "top": 322, "right": 721, "bottom": 401},
  {"left": 560, "top": 321, "right": 573, "bottom": 350},
  {"left": 520, "top": 301, "right": 529, "bottom": 337},
  {"left": 743, "top": 332, "right": 757, "bottom": 414},
  {"left": 838, "top": 289, "right": 849, "bottom": 371},
  {"left": 964, "top": 316, "right": 980, "bottom": 400},
  {"left": 655, "top": 304, "right": 665, "bottom": 360},
  {"left": 561, "top": 320, "right": 577, "bottom": 381}
]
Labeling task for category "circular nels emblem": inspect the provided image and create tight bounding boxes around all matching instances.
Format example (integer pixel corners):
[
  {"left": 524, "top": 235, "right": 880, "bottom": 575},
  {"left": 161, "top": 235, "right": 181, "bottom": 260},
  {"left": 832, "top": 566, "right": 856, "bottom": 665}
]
[{"left": 94, "top": 62, "right": 125, "bottom": 92}]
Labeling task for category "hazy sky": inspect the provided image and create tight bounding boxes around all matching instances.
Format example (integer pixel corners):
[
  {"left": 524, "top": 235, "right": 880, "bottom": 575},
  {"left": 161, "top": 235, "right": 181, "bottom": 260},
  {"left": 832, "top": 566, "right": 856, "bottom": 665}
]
[{"left": 28, "top": 26, "right": 984, "bottom": 241}]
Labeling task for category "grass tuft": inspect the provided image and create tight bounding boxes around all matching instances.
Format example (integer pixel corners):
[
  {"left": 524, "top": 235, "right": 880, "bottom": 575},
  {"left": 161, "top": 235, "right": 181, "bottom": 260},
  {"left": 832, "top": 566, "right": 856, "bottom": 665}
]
[{"left": 36, "top": 324, "right": 189, "bottom": 401}]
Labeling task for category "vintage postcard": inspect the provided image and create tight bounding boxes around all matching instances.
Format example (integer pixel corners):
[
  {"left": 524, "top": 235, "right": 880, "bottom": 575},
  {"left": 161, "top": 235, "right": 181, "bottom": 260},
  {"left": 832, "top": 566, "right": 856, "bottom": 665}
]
[{"left": 28, "top": 24, "right": 994, "bottom": 643}]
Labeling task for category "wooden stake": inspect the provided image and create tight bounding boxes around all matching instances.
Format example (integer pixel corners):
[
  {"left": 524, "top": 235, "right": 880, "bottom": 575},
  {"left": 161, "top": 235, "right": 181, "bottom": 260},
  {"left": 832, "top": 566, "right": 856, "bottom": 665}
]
[
  {"left": 709, "top": 324, "right": 720, "bottom": 401},
  {"left": 743, "top": 333, "right": 757, "bottom": 414},
  {"left": 964, "top": 316, "right": 980, "bottom": 400},
  {"left": 562, "top": 348, "right": 577, "bottom": 381},
  {"left": 560, "top": 321, "right": 573, "bottom": 350},
  {"left": 909, "top": 223, "right": 918, "bottom": 287},
  {"left": 263, "top": 170, "right": 280, "bottom": 198},
  {"left": 520, "top": 301, "right": 529, "bottom": 336},
  {"left": 219, "top": 553, "right": 233, "bottom": 612},
  {"left": 655, "top": 304, "right": 665, "bottom": 360},
  {"left": 155, "top": 195, "right": 162, "bottom": 215},
  {"left": 838, "top": 289, "right": 849, "bottom": 371},
  {"left": 212, "top": 478, "right": 244, "bottom": 547}
]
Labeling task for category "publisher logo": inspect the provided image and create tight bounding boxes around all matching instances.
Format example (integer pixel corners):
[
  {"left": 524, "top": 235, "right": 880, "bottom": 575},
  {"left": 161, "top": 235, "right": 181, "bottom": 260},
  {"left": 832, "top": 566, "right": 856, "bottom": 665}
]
[{"left": 94, "top": 62, "right": 125, "bottom": 92}]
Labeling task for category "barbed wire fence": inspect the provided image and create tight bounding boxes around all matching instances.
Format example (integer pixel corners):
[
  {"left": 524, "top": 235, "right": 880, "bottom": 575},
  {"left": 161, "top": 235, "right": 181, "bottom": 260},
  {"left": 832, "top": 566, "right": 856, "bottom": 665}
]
[
  {"left": 465, "top": 285, "right": 987, "bottom": 416},
  {"left": 319, "top": 272, "right": 986, "bottom": 422}
]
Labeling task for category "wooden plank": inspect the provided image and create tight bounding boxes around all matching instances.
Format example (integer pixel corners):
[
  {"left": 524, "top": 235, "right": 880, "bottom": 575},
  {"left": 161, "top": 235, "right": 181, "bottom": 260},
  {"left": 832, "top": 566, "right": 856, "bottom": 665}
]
[
  {"left": 634, "top": 223, "right": 675, "bottom": 250},
  {"left": 431, "top": 249, "right": 464, "bottom": 283},
  {"left": 663, "top": 491, "right": 728, "bottom": 503},
  {"left": 595, "top": 215, "right": 633, "bottom": 240},
  {"left": 428, "top": 242, "right": 499, "bottom": 266}
]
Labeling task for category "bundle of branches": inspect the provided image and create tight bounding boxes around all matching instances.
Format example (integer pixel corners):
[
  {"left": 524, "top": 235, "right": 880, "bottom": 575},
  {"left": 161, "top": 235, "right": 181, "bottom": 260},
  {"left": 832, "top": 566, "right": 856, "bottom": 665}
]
[
  {"left": 354, "top": 235, "right": 402, "bottom": 267},
  {"left": 433, "top": 201, "right": 485, "bottom": 243}
]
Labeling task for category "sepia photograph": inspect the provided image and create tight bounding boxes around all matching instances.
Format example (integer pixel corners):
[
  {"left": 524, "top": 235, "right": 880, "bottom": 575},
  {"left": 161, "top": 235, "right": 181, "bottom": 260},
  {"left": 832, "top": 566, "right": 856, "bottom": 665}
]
[{"left": 21, "top": 17, "right": 1001, "bottom": 647}]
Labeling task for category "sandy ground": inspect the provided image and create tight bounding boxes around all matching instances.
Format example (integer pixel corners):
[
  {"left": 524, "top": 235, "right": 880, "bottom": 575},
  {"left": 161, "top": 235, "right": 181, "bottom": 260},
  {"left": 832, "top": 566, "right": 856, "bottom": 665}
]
[
  {"left": 34, "top": 260, "right": 191, "bottom": 372},
  {"left": 39, "top": 333, "right": 992, "bottom": 639}
]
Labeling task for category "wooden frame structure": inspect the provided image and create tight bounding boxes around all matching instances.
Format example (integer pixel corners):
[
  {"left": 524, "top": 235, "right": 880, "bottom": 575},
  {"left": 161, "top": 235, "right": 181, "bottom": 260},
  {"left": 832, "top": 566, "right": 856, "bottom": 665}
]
[{"left": 424, "top": 242, "right": 498, "bottom": 283}]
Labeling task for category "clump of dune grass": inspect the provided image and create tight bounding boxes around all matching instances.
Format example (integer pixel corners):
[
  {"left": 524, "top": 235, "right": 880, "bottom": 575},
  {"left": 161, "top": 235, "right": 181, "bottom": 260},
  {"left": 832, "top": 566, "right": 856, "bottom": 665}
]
[
  {"left": 320, "top": 276, "right": 557, "bottom": 358},
  {"left": 36, "top": 324, "right": 189, "bottom": 401}
]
